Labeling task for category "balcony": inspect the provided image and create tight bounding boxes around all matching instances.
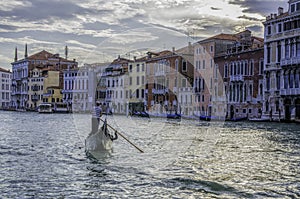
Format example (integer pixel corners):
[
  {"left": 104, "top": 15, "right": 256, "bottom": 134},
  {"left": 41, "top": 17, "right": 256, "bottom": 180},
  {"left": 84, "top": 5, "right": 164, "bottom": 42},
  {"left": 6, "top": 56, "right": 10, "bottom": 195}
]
[
  {"left": 265, "top": 63, "right": 280, "bottom": 71},
  {"left": 280, "top": 88, "right": 300, "bottom": 96},
  {"left": 173, "top": 87, "right": 177, "bottom": 93},
  {"left": 230, "top": 75, "right": 244, "bottom": 82},
  {"left": 152, "top": 88, "right": 168, "bottom": 95},
  {"left": 155, "top": 71, "right": 166, "bottom": 77},
  {"left": 179, "top": 87, "right": 193, "bottom": 92},
  {"left": 281, "top": 57, "right": 300, "bottom": 67}
]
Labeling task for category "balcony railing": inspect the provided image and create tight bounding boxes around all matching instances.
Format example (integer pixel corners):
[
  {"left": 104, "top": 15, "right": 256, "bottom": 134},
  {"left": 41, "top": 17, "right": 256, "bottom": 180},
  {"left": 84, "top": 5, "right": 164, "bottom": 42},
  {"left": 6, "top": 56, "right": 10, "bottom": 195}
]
[
  {"left": 152, "top": 88, "right": 168, "bottom": 94},
  {"left": 230, "top": 75, "right": 244, "bottom": 82},
  {"left": 154, "top": 71, "right": 166, "bottom": 76},
  {"left": 280, "top": 88, "right": 300, "bottom": 96},
  {"left": 281, "top": 57, "right": 300, "bottom": 66}
]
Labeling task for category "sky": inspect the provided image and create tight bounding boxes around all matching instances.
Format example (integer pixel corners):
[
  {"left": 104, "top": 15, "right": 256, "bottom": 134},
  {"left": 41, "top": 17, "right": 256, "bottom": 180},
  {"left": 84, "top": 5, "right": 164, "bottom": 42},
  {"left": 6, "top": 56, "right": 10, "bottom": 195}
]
[{"left": 0, "top": 0, "right": 288, "bottom": 70}]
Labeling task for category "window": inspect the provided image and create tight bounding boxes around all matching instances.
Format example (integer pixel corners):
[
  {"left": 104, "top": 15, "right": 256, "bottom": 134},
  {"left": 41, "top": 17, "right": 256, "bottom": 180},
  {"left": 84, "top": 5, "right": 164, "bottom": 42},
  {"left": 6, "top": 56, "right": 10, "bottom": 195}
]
[
  {"left": 142, "top": 64, "right": 145, "bottom": 72},
  {"left": 260, "top": 59, "right": 264, "bottom": 74},
  {"left": 129, "top": 65, "right": 133, "bottom": 72},
  {"left": 277, "top": 41, "right": 282, "bottom": 62},
  {"left": 291, "top": 4, "right": 296, "bottom": 13},
  {"left": 267, "top": 26, "right": 271, "bottom": 35},
  {"left": 182, "top": 79, "right": 187, "bottom": 87},
  {"left": 137, "top": 76, "right": 140, "bottom": 85},
  {"left": 129, "top": 77, "right": 132, "bottom": 85},
  {"left": 182, "top": 60, "right": 187, "bottom": 72},
  {"left": 203, "top": 60, "right": 205, "bottom": 69},
  {"left": 278, "top": 23, "right": 282, "bottom": 33},
  {"left": 224, "top": 64, "right": 228, "bottom": 78},
  {"left": 137, "top": 64, "right": 140, "bottom": 72},
  {"left": 175, "top": 59, "right": 179, "bottom": 71},
  {"left": 210, "top": 45, "right": 214, "bottom": 53},
  {"left": 267, "top": 46, "right": 271, "bottom": 63},
  {"left": 142, "top": 76, "right": 145, "bottom": 85}
]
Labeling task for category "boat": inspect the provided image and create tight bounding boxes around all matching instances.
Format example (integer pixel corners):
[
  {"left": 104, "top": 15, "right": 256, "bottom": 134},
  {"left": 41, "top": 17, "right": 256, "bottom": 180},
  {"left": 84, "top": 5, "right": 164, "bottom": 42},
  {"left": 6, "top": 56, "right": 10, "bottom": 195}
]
[
  {"left": 53, "top": 103, "right": 70, "bottom": 113},
  {"left": 248, "top": 117, "right": 269, "bottom": 122},
  {"left": 199, "top": 115, "right": 212, "bottom": 121},
  {"left": 167, "top": 112, "right": 181, "bottom": 120},
  {"left": 225, "top": 117, "right": 248, "bottom": 122},
  {"left": 38, "top": 103, "right": 53, "bottom": 113},
  {"left": 85, "top": 119, "right": 118, "bottom": 152},
  {"left": 131, "top": 111, "right": 150, "bottom": 118}
]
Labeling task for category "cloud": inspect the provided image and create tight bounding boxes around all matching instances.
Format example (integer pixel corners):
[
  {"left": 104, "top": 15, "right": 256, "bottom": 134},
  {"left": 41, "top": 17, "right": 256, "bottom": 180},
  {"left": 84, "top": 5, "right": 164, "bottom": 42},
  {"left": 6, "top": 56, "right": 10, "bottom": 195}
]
[
  {"left": 228, "top": 0, "right": 288, "bottom": 15},
  {"left": 0, "top": 0, "right": 289, "bottom": 69}
]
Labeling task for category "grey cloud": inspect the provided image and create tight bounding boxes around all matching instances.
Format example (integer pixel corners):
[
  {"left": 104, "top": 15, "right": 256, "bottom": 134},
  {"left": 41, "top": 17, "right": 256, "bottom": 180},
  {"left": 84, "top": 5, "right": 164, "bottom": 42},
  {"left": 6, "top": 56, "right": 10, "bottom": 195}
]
[
  {"left": 211, "top": 7, "right": 222, "bottom": 11},
  {"left": 238, "top": 15, "right": 263, "bottom": 22},
  {"left": 0, "top": 0, "right": 88, "bottom": 21},
  {"left": 228, "top": 0, "right": 288, "bottom": 15}
]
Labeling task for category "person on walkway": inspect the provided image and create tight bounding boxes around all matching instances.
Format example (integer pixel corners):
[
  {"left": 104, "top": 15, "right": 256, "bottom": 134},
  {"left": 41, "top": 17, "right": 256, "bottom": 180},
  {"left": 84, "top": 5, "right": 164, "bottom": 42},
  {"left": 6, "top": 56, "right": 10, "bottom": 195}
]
[{"left": 91, "top": 102, "right": 102, "bottom": 133}]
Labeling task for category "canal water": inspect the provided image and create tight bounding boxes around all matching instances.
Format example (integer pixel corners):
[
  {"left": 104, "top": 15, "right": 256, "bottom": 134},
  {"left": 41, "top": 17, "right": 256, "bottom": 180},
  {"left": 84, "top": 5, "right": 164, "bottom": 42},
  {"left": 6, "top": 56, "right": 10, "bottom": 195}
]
[{"left": 1, "top": 111, "right": 300, "bottom": 198}]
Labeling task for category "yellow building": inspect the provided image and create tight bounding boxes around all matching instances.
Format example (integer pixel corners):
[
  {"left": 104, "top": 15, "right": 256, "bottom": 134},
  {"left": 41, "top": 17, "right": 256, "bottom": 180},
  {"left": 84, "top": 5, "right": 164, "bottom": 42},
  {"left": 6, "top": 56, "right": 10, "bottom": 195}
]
[{"left": 42, "top": 70, "right": 62, "bottom": 104}]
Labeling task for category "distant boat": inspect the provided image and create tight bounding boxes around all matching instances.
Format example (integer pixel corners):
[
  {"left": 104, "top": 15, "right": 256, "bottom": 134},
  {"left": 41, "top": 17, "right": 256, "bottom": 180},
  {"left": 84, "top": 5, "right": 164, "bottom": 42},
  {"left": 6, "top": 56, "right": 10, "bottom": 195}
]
[
  {"left": 167, "top": 113, "right": 181, "bottom": 120},
  {"left": 53, "top": 103, "right": 70, "bottom": 113},
  {"left": 131, "top": 111, "right": 150, "bottom": 118},
  {"left": 225, "top": 117, "right": 248, "bottom": 122},
  {"left": 38, "top": 103, "right": 53, "bottom": 113},
  {"left": 248, "top": 117, "right": 269, "bottom": 122},
  {"left": 199, "top": 115, "right": 212, "bottom": 121},
  {"left": 85, "top": 119, "right": 117, "bottom": 152}
]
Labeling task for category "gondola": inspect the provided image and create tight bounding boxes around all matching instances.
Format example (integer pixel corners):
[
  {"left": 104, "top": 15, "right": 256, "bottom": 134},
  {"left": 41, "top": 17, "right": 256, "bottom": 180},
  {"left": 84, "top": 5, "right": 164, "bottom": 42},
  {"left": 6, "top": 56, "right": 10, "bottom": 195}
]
[{"left": 85, "top": 119, "right": 117, "bottom": 152}]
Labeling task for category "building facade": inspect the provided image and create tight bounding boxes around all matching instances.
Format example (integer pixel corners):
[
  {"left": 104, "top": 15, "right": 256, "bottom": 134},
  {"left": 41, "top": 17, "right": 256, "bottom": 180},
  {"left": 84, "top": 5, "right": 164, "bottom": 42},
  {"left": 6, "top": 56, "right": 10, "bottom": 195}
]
[
  {"left": 28, "top": 67, "right": 44, "bottom": 109},
  {"left": 0, "top": 68, "right": 11, "bottom": 109},
  {"left": 11, "top": 46, "right": 78, "bottom": 110},
  {"left": 263, "top": 0, "right": 300, "bottom": 121},
  {"left": 194, "top": 33, "right": 238, "bottom": 119},
  {"left": 145, "top": 48, "right": 194, "bottom": 117},
  {"left": 127, "top": 57, "right": 147, "bottom": 114},
  {"left": 215, "top": 31, "right": 264, "bottom": 119}
]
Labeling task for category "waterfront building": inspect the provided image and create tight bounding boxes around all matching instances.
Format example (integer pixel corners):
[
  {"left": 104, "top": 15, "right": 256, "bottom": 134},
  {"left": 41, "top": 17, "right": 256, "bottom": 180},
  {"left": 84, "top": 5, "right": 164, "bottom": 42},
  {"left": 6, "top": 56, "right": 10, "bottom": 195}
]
[
  {"left": 42, "top": 70, "right": 62, "bottom": 104},
  {"left": 145, "top": 46, "right": 194, "bottom": 117},
  {"left": 0, "top": 67, "right": 11, "bottom": 109},
  {"left": 194, "top": 33, "right": 238, "bottom": 119},
  {"left": 11, "top": 46, "right": 78, "bottom": 110},
  {"left": 127, "top": 56, "right": 147, "bottom": 114},
  {"left": 27, "top": 67, "right": 44, "bottom": 110},
  {"left": 63, "top": 63, "right": 108, "bottom": 113},
  {"left": 215, "top": 30, "right": 264, "bottom": 119},
  {"left": 263, "top": 0, "right": 300, "bottom": 121},
  {"left": 96, "top": 57, "right": 131, "bottom": 114},
  {"left": 62, "top": 67, "right": 79, "bottom": 111}
]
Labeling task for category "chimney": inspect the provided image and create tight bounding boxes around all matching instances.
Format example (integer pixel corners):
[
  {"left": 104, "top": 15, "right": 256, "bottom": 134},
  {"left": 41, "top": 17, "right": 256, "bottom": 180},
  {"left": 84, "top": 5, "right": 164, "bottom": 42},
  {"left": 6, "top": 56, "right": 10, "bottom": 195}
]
[
  {"left": 24, "top": 43, "right": 28, "bottom": 58},
  {"left": 172, "top": 47, "right": 175, "bottom": 54},
  {"left": 278, "top": 7, "right": 283, "bottom": 15},
  {"left": 14, "top": 47, "right": 18, "bottom": 62},
  {"left": 133, "top": 56, "right": 137, "bottom": 61},
  {"left": 65, "top": 45, "right": 68, "bottom": 59}
]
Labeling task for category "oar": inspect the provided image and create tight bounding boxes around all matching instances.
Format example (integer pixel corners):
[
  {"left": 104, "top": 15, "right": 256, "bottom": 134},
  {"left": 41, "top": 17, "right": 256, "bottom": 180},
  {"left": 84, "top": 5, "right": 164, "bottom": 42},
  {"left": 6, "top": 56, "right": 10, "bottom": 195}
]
[{"left": 99, "top": 118, "right": 144, "bottom": 153}]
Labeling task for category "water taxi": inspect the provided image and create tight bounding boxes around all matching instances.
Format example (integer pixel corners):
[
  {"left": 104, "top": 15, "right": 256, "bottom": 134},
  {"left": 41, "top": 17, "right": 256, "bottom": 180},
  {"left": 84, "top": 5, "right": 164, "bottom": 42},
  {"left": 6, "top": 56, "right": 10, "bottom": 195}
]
[{"left": 38, "top": 103, "right": 53, "bottom": 113}]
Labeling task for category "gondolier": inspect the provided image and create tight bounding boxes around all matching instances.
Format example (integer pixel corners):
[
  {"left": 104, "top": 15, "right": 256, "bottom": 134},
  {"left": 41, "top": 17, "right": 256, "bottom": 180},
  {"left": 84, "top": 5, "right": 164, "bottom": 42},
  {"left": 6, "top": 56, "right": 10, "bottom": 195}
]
[{"left": 91, "top": 102, "right": 102, "bottom": 133}]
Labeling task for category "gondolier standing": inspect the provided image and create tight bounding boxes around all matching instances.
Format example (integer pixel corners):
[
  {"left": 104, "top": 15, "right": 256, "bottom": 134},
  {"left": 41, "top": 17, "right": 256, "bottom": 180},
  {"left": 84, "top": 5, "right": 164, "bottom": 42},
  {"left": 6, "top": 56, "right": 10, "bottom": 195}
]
[{"left": 91, "top": 102, "right": 102, "bottom": 133}]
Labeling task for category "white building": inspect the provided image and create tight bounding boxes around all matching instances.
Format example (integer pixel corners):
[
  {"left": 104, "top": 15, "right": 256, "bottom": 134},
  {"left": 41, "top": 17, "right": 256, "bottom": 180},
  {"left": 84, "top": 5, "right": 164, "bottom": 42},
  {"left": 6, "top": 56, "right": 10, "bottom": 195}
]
[
  {"left": 0, "top": 68, "right": 11, "bottom": 109},
  {"left": 263, "top": 0, "right": 300, "bottom": 121},
  {"left": 28, "top": 67, "right": 44, "bottom": 109}
]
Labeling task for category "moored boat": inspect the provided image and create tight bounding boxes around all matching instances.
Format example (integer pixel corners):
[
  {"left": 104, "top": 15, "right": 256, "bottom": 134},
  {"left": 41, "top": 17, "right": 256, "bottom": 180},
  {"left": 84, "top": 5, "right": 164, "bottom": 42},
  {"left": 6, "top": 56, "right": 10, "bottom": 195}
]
[
  {"left": 167, "top": 113, "right": 181, "bottom": 120},
  {"left": 199, "top": 115, "right": 212, "bottom": 121},
  {"left": 38, "top": 103, "right": 53, "bottom": 113}
]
